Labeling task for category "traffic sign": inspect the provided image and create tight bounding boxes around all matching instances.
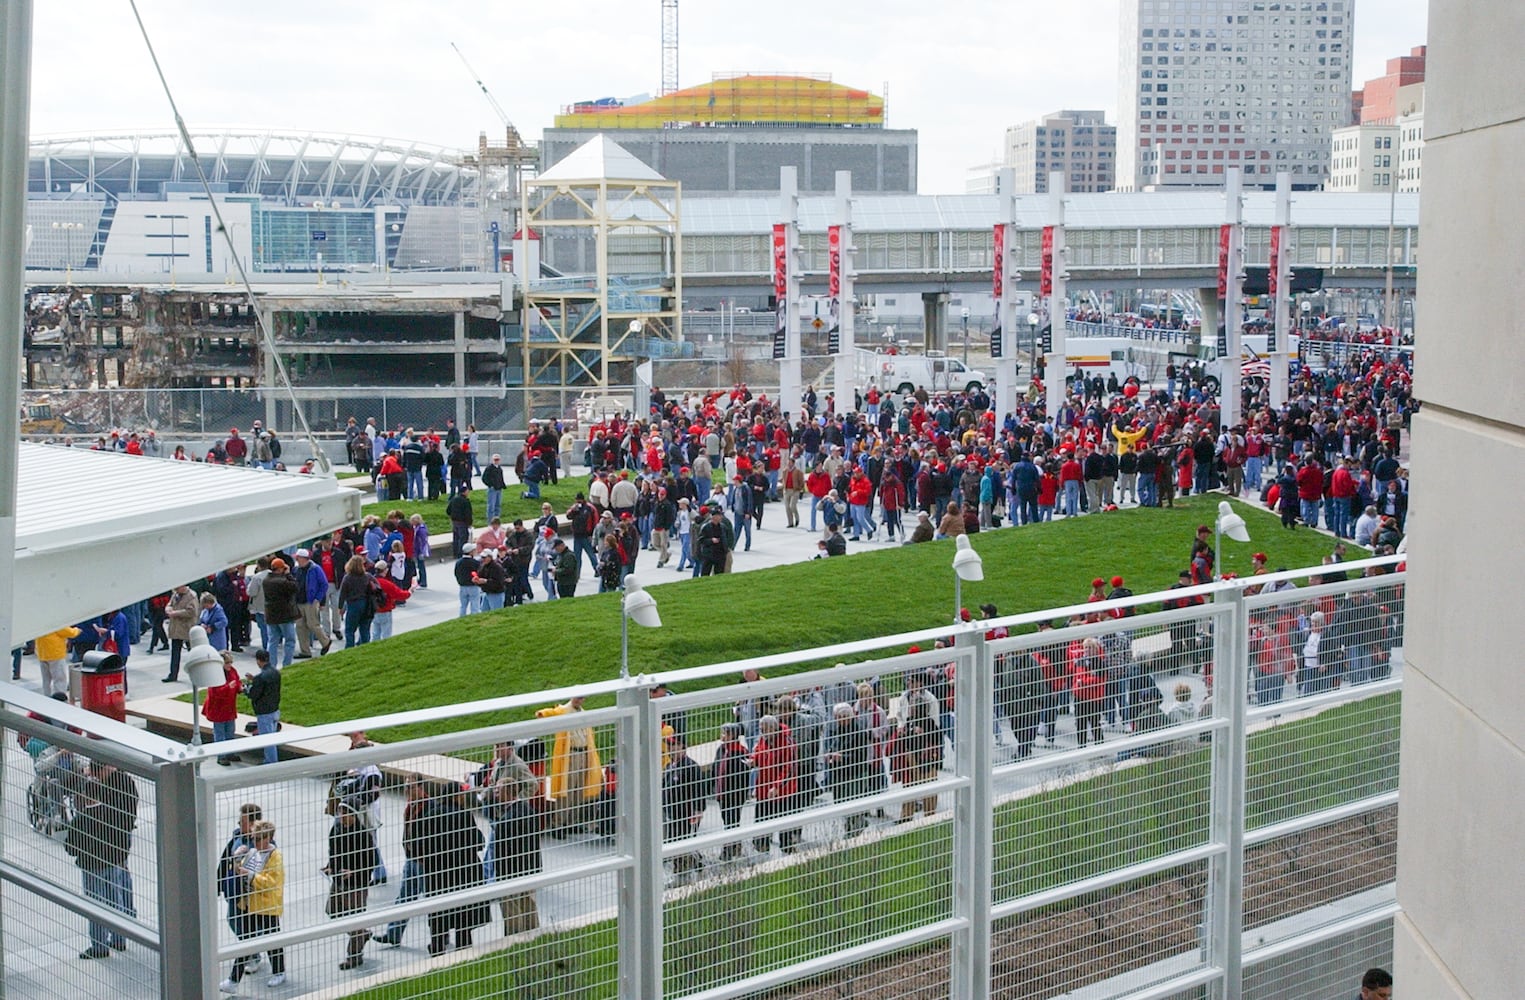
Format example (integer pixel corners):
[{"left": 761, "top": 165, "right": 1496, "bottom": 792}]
[
  {"left": 812, "top": 318, "right": 823, "bottom": 330},
  {"left": 311, "top": 231, "right": 327, "bottom": 241}
]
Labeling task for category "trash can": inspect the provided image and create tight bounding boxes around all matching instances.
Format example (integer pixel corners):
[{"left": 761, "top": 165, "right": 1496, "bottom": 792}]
[{"left": 78, "top": 651, "right": 127, "bottom": 723}]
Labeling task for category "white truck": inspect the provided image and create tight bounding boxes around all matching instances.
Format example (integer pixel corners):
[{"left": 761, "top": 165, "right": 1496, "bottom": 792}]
[{"left": 857, "top": 350, "right": 990, "bottom": 395}]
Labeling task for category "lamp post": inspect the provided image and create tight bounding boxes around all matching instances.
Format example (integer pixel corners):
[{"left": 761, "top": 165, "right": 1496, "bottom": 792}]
[
  {"left": 620, "top": 574, "right": 662, "bottom": 680},
  {"left": 960, "top": 307, "right": 971, "bottom": 366},
  {"left": 951, "top": 534, "right": 984, "bottom": 624},
  {"left": 1027, "top": 311, "right": 1041, "bottom": 385},
  {"left": 180, "top": 625, "right": 226, "bottom": 748},
  {"left": 51, "top": 220, "right": 82, "bottom": 283},
  {"left": 1214, "top": 500, "right": 1250, "bottom": 581}
]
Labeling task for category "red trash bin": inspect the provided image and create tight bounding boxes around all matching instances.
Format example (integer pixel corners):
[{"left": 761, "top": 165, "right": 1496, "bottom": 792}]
[{"left": 78, "top": 651, "right": 127, "bottom": 723}]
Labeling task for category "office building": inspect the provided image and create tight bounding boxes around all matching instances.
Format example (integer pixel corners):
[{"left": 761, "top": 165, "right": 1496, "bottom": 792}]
[
  {"left": 1328, "top": 123, "right": 1398, "bottom": 192},
  {"left": 1002, "top": 110, "right": 1116, "bottom": 193},
  {"left": 1352, "top": 45, "right": 1426, "bottom": 124},
  {"left": 1116, "top": 0, "right": 1355, "bottom": 191}
]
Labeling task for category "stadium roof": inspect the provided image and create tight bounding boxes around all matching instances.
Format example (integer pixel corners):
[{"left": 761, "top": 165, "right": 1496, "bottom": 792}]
[{"left": 28, "top": 129, "right": 489, "bottom": 207}]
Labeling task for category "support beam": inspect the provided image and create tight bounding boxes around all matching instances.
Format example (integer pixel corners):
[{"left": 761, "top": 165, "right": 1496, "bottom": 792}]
[
  {"left": 921, "top": 291, "right": 948, "bottom": 353},
  {"left": 1044, "top": 173, "right": 1068, "bottom": 421},
  {"left": 1222, "top": 168, "right": 1245, "bottom": 432},
  {"left": 831, "top": 171, "right": 856, "bottom": 406},
  {"left": 776, "top": 166, "right": 802, "bottom": 420},
  {"left": 1270, "top": 172, "right": 1291, "bottom": 409},
  {"left": 993, "top": 167, "right": 1018, "bottom": 418},
  {"left": 454, "top": 310, "right": 469, "bottom": 428}
]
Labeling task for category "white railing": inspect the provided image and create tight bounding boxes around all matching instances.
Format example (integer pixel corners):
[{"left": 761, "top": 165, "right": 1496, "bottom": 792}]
[{"left": 0, "top": 558, "right": 1404, "bottom": 999}]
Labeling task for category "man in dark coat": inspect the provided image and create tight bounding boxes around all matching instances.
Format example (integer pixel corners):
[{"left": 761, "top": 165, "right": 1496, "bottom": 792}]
[{"left": 662, "top": 738, "right": 707, "bottom": 875}]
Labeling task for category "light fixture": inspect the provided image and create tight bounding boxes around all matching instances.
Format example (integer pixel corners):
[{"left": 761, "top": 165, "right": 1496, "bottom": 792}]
[
  {"left": 1214, "top": 500, "right": 1250, "bottom": 581},
  {"left": 181, "top": 625, "right": 226, "bottom": 748},
  {"left": 1027, "top": 312, "right": 1041, "bottom": 327},
  {"left": 628, "top": 319, "right": 644, "bottom": 336},
  {"left": 620, "top": 574, "right": 662, "bottom": 680},
  {"left": 951, "top": 534, "right": 984, "bottom": 624}
]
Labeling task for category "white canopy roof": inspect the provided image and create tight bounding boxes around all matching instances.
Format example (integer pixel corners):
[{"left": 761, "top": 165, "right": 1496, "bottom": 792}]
[
  {"left": 11, "top": 444, "right": 362, "bottom": 641},
  {"left": 536, "top": 134, "right": 667, "bottom": 183}
]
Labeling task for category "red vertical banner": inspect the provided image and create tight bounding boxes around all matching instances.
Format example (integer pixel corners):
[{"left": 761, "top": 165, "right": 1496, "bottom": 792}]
[
  {"left": 827, "top": 225, "right": 842, "bottom": 297},
  {"left": 1040, "top": 226, "right": 1054, "bottom": 297},
  {"left": 1268, "top": 226, "right": 1281, "bottom": 298},
  {"left": 772, "top": 224, "right": 788, "bottom": 359},
  {"left": 1217, "top": 224, "right": 1232, "bottom": 298},
  {"left": 1268, "top": 226, "right": 1282, "bottom": 354},
  {"left": 772, "top": 223, "right": 788, "bottom": 300},
  {"left": 992, "top": 224, "right": 1005, "bottom": 300}
]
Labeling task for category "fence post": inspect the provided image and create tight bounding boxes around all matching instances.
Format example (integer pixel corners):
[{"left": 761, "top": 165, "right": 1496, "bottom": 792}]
[
  {"left": 157, "top": 756, "right": 215, "bottom": 999},
  {"left": 951, "top": 630, "right": 994, "bottom": 998},
  {"left": 1205, "top": 587, "right": 1248, "bottom": 999},
  {"left": 616, "top": 684, "right": 663, "bottom": 999}
]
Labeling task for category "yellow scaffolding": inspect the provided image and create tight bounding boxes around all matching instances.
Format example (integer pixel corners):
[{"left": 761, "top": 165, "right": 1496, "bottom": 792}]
[{"left": 554, "top": 74, "right": 885, "bottom": 129}]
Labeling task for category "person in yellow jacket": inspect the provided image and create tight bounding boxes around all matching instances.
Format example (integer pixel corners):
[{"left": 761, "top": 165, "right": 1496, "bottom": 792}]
[
  {"left": 221, "top": 820, "right": 287, "bottom": 992},
  {"left": 535, "top": 696, "right": 603, "bottom": 834},
  {"left": 1111, "top": 421, "right": 1149, "bottom": 456},
  {"left": 34, "top": 626, "right": 80, "bottom": 701}
]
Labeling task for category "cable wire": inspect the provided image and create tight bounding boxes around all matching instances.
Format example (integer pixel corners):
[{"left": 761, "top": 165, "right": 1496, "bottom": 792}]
[{"left": 127, "top": 0, "right": 332, "bottom": 475}]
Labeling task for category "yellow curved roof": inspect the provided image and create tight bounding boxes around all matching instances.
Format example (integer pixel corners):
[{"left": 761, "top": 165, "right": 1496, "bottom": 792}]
[{"left": 554, "top": 75, "right": 885, "bottom": 129}]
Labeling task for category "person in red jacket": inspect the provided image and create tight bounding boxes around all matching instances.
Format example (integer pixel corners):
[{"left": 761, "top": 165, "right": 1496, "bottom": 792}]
[
  {"left": 368, "top": 565, "right": 413, "bottom": 642},
  {"left": 846, "top": 468, "right": 874, "bottom": 541},
  {"left": 1059, "top": 453, "right": 1084, "bottom": 517},
  {"left": 1296, "top": 457, "right": 1325, "bottom": 529},
  {"left": 878, "top": 468, "right": 907, "bottom": 541},
  {"left": 750, "top": 714, "right": 800, "bottom": 854},
  {"left": 203, "top": 651, "right": 243, "bottom": 766},
  {"left": 805, "top": 465, "right": 832, "bottom": 532},
  {"left": 1328, "top": 456, "right": 1358, "bottom": 539},
  {"left": 1071, "top": 637, "right": 1108, "bottom": 747}
]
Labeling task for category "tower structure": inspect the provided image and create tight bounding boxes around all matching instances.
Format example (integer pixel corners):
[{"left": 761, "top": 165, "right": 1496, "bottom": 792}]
[
  {"left": 518, "top": 135, "right": 682, "bottom": 389},
  {"left": 661, "top": 0, "right": 679, "bottom": 97}
]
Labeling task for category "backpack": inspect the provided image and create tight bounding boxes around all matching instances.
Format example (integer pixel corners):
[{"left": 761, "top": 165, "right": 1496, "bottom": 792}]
[{"left": 367, "top": 580, "right": 386, "bottom": 616}]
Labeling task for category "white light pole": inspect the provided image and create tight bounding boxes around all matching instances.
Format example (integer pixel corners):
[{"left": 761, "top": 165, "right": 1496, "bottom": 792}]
[
  {"left": 951, "top": 534, "right": 984, "bottom": 624},
  {"left": 961, "top": 306, "right": 971, "bottom": 366},
  {"left": 1214, "top": 500, "right": 1250, "bottom": 581},
  {"left": 620, "top": 574, "right": 662, "bottom": 680},
  {"left": 1027, "top": 311, "right": 1041, "bottom": 385},
  {"left": 181, "top": 625, "right": 226, "bottom": 748},
  {"left": 51, "top": 220, "right": 82, "bottom": 282}
]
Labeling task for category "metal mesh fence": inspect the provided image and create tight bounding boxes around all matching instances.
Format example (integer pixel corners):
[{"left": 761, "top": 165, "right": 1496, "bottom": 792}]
[
  {"left": 0, "top": 561, "right": 1407, "bottom": 999},
  {"left": 990, "top": 860, "right": 1210, "bottom": 999},
  {"left": 1, "top": 712, "right": 165, "bottom": 998}
]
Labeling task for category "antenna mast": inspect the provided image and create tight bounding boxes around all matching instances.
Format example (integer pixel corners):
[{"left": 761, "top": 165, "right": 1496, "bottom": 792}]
[{"left": 661, "top": 0, "right": 679, "bottom": 96}]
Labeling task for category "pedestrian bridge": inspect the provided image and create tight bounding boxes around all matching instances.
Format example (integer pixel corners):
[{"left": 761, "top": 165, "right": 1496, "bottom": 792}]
[{"left": 664, "top": 189, "right": 1419, "bottom": 295}]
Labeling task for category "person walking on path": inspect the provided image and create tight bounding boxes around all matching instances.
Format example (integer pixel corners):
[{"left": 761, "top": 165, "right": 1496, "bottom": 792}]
[{"left": 244, "top": 651, "right": 281, "bottom": 766}]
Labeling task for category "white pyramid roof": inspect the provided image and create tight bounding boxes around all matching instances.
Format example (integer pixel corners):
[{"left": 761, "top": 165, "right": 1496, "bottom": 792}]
[{"left": 537, "top": 133, "right": 666, "bottom": 183}]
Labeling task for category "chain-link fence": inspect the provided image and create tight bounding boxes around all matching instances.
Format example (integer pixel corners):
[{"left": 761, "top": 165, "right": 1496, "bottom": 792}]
[{"left": 0, "top": 560, "right": 1402, "bottom": 999}]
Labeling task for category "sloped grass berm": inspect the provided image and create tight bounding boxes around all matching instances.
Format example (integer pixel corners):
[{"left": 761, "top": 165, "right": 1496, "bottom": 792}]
[{"left": 276, "top": 496, "right": 1340, "bottom": 741}]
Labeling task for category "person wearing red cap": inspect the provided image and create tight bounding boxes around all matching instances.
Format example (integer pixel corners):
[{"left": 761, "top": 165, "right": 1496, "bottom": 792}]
[{"left": 224, "top": 427, "right": 248, "bottom": 466}]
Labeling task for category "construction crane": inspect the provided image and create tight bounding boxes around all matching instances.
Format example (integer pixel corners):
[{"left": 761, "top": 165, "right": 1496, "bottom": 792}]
[
  {"left": 661, "top": 0, "right": 679, "bottom": 97},
  {"left": 450, "top": 41, "right": 532, "bottom": 159}
]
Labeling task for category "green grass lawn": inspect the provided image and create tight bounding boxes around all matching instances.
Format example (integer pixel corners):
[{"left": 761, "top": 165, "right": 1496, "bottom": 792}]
[
  {"left": 360, "top": 479, "right": 589, "bottom": 534},
  {"left": 352, "top": 692, "right": 1399, "bottom": 1000},
  {"left": 277, "top": 495, "right": 1340, "bottom": 739}
]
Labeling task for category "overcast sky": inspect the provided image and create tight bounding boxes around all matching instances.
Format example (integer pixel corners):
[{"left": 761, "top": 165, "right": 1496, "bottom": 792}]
[{"left": 29, "top": 0, "right": 1428, "bottom": 194}]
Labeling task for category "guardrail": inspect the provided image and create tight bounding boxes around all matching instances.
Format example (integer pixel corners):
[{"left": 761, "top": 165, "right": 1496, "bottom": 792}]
[{"left": 0, "top": 558, "right": 1403, "bottom": 998}]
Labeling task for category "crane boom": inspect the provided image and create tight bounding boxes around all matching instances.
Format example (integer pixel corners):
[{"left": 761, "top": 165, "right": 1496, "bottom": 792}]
[{"left": 450, "top": 41, "right": 524, "bottom": 150}]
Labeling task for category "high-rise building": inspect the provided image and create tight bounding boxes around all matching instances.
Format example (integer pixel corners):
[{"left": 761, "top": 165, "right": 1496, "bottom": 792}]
[
  {"left": 1116, "top": 0, "right": 1355, "bottom": 191},
  {"left": 1002, "top": 111, "right": 1117, "bottom": 193},
  {"left": 1352, "top": 45, "right": 1426, "bottom": 125}
]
